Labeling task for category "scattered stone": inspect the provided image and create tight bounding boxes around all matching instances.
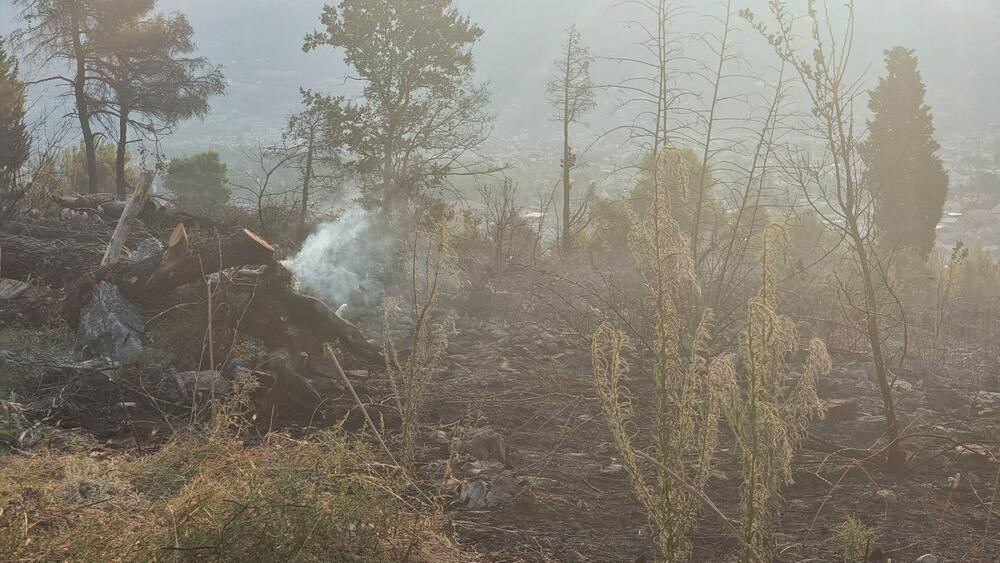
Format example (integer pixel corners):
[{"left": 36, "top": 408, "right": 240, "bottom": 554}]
[
  {"left": 925, "top": 388, "right": 967, "bottom": 412},
  {"left": 466, "top": 427, "right": 507, "bottom": 464},
  {"left": 875, "top": 489, "right": 898, "bottom": 506},
  {"left": 456, "top": 479, "right": 489, "bottom": 509},
  {"left": 824, "top": 399, "right": 860, "bottom": 422},
  {"left": 427, "top": 428, "right": 451, "bottom": 447},
  {"left": 455, "top": 472, "right": 518, "bottom": 509},
  {"left": 485, "top": 471, "right": 518, "bottom": 507},
  {"left": 599, "top": 462, "right": 625, "bottom": 477}
]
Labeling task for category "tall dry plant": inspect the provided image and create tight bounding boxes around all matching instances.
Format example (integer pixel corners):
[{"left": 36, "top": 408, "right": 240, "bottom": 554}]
[
  {"left": 716, "top": 224, "right": 831, "bottom": 560},
  {"left": 384, "top": 217, "right": 455, "bottom": 467},
  {"left": 593, "top": 149, "right": 730, "bottom": 560}
]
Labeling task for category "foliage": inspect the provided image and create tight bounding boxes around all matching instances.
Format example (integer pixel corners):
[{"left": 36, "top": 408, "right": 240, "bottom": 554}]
[
  {"left": 861, "top": 47, "right": 948, "bottom": 258},
  {"left": 59, "top": 141, "right": 136, "bottom": 195},
  {"left": 836, "top": 515, "right": 876, "bottom": 562},
  {"left": 718, "top": 225, "right": 831, "bottom": 560},
  {"left": 304, "top": 0, "right": 493, "bottom": 220},
  {"left": 592, "top": 149, "right": 729, "bottom": 560},
  {"left": 0, "top": 37, "right": 29, "bottom": 192},
  {"left": 165, "top": 150, "right": 230, "bottom": 212},
  {"left": 87, "top": 0, "right": 226, "bottom": 197},
  {"left": 589, "top": 147, "right": 722, "bottom": 264}
]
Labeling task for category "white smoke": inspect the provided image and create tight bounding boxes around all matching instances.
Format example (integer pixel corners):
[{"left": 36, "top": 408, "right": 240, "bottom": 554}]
[{"left": 287, "top": 208, "right": 388, "bottom": 312}]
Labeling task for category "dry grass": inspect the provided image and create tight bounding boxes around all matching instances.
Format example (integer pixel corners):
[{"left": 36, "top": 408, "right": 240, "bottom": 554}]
[{"left": 0, "top": 387, "right": 457, "bottom": 562}]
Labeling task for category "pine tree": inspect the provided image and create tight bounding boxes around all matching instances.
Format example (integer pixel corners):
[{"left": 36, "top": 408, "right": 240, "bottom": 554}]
[
  {"left": 88, "top": 1, "right": 225, "bottom": 198},
  {"left": 0, "top": 37, "right": 30, "bottom": 191},
  {"left": 862, "top": 47, "right": 949, "bottom": 257},
  {"left": 304, "top": 0, "right": 492, "bottom": 222}
]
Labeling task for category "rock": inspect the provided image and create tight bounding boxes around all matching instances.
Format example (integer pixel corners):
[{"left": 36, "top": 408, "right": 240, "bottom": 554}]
[
  {"left": 455, "top": 458, "right": 488, "bottom": 478},
  {"left": 427, "top": 429, "right": 451, "bottom": 447},
  {"left": 466, "top": 427, "right": 507, "bottom": 464},
  {"left": 79, "top": 282, "right": 144, "bottom": 364},
  {"left": 171, "top": 370, "right": 230, "bottom": 402},
  {"left": 824, "top": 399, "right": 860, "bottom": 422},
  {"left": 600, "top": 462, "right": 625, "bottom": 477},
  {"left": 915, "top": 554, "right": 940, "bottom": 563},
  {"left": 926, "top": 388, "right": 967, "bottom": 411},
  {"left": 456, "top": 479, "right": 488, "bottom": 509},
  {"left": 454, "top": 472, "right": 518, "bottom": 509},
  {"left": 133, "top": 238, "right": 165, "bottom": 261},
  {"left": 875, "top": 489, "right": 898, "bottom": 506},
  {"left": 892, "top": 378, "right": 915, "bottom": 393},
  {"left": 485, "top": 472, "right": 518, "bottom": 507}
]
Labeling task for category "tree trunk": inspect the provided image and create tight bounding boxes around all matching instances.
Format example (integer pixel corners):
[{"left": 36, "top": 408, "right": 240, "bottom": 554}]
[
  {"left": 298, "top": 126, "right": 315, "bottom": 240},
  {"left": 115, "top": 105, "right": 129, "bottom": 199},
  {"left": 101, "top": 171, "right": 152, "bottom": 266},
  {"left": 61, "top": 226, "right": 277, "bottom": 324},
  {"left": 853, "top": 229, "right": 906, "bottom": 475},
  {"left": 69, "top": 5, "right": 98, "bottom": 195},
  {"left": 0, "top": 233, "right": 105, "bottom": 286}
]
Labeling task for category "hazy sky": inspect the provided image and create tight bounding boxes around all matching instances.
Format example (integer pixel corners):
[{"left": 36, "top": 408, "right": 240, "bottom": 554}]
[{"left": 3, "top": 0, "right": 999, "bottom": 142}]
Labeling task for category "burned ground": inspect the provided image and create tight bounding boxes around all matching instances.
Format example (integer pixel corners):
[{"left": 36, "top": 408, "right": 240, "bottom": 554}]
[{"left": 3, "top": 217, "right": 998, "bottom": 562}]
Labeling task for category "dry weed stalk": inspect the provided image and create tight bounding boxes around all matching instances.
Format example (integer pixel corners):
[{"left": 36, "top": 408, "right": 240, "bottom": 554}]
[
  {"left": 593, "top": 149, "right": 730, "bottom": 560},
  {"left": 718, "top": 224, "right": 831, "bottom": 560},
  {"left": 384, "top": 217, "right": 456, "bottom": 467}
]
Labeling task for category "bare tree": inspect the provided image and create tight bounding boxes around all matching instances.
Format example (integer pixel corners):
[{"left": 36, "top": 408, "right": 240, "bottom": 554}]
[
  {"left": 283, "top": 94, "right": 348, "bottom": 241},
  {"left": 548, "top": 24, "right": 596, "bottom": 255},
  {"left": 744, "top": 0, "right": 907, "bottom": 474},
  {"left": 228, "top": 146, "right": 299, "bottom": 240}
]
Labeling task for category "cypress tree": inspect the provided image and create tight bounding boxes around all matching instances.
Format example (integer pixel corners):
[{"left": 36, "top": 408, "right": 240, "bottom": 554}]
[{"left": 862, "top": 47, "right": 949, "bottom": 257}]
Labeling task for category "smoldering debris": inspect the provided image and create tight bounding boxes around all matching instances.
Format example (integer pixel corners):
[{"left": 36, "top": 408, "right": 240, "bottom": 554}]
[{"left": 287, "top": 208, "right": 390, "bottom": 313}]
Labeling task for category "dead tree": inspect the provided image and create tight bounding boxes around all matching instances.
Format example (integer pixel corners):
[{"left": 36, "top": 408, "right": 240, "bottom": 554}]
[{"left": 548, "top": 24, "right": 596, "bottom": 255}]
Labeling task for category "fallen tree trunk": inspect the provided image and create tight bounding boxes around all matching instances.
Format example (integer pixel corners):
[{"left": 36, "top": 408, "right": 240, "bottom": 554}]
[
  {"left": 78, "top": 174, "right": 153, "bottom": 364},
  {"left": 0, "top": 233, "right": 105, "bottom": 286},
  {"left": 56, "top": 193, "right": 232, "bottom": 231},
  {"left": 172, "top": 264, "right": 383, "bottom": 363},
  {"left": 5, "top": 225, "right": 382, "bottom": 364},
  {"left": 64, "top": 225, "right": 277, "bottom": 323}
]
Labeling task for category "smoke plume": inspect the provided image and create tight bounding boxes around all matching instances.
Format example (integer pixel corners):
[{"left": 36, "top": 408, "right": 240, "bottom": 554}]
[{"left": 287, "top": 208, "right": 389, "bottom": 313}]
